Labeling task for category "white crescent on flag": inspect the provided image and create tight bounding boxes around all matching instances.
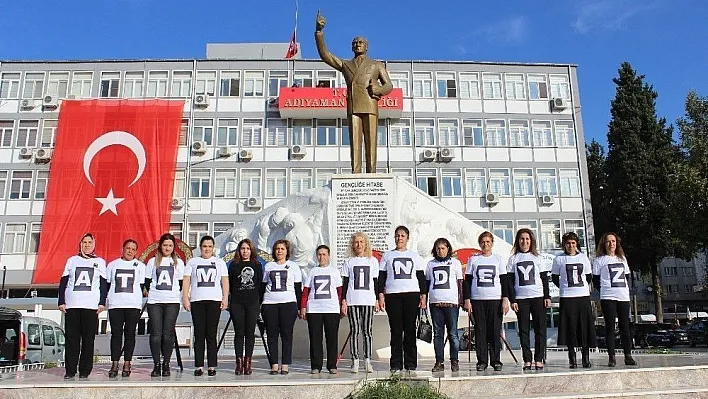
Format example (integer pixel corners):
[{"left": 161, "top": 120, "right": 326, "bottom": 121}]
[{"left": 82, "top": 130, "right": 147, "bottom": 187}]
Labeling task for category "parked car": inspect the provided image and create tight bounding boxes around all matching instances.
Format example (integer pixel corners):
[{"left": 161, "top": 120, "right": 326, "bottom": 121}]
[
  {"left": 0, "top": 307, "right": 65, "bottom": 365},
  {"left": 595, "top": 324, "right": 622, "bottom": 349},
  {"left": 632, "top": 323, "right": 673, "bottom": 348},
  {"left": 668, "top": 327, "right": 690, "bottom": 346},
  {"left": 687, "top": 319, "right": 708, "bottom": 347}
]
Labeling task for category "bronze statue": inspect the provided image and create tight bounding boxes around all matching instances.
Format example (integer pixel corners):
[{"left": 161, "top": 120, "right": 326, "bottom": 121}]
[{"left": 315, "top": 10, "right": 393, "bottom": 174}]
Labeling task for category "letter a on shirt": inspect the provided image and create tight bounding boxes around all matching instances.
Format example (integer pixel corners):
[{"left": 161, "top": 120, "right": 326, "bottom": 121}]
[
  {"left": 156, "top": 266, "right": 175, "bottom": 290},
  {"left": 74, "top": 267, "right": 95, "bottom": 291}
]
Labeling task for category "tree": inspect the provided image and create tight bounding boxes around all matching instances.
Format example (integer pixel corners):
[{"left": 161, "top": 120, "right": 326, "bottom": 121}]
[
  {"left": 605, "top": 62, "right": 678, "bottom": 322},
  {"left": 585, "top": 140, "right": 612, "bottom": 240}
]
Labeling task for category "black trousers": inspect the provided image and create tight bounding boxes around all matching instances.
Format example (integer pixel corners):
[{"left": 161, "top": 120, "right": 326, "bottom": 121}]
[
  {"left": 191, "top": 300, "right": 222, "bottom": 368},
  {"left": 64, "top": 308, "right": 98, "bottom": 376},
  {"left": 108, "top": 308, "right": 141, "bottom": 361},
  {"left": 262, "top": 302, "right": 298, "bottom": 366},
  {"left": 601, "top": 300, "right": 633, "bottom": 356},
  {"left": 230, "top": 301, "right": 260, "bottom": 357},
  {"left": 472, "top": 300, "right": 502, "bottom": 366},
  {"left": 147, "top": 303, "right": 180, "bottom": 364},
  {"left": 307, "top": 312, "right": 340, "bottom": 370},
  {"left": 516, "top": 297, "right": 546, "bottom": 363},
  {"left": 385, "top": 292, "right": 420, "bottom": 370}
]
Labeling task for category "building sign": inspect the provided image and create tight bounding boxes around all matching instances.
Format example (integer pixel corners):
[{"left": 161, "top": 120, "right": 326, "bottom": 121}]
[{"left": 278, "top": 87, "right": 403, "bottom": 119}]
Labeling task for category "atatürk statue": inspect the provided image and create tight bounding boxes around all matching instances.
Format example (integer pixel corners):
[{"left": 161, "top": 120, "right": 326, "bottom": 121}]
[{"left": 315, "top": 10, "right": 393, "bottom": 174}]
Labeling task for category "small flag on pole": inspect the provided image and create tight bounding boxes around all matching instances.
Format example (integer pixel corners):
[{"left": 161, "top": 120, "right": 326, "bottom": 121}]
[{"left": 285, "top": 0, "right": 299, "bottom": 59}]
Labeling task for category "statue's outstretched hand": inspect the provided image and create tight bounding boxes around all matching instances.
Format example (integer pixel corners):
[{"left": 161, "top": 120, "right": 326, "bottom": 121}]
[{"left": 316, "top": 10, "right": 326, "bottom": 31}]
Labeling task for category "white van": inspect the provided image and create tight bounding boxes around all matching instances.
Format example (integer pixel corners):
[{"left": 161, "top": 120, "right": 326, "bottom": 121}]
[{"left": 0, "top": 307, "right": 65, "bottom": 365}]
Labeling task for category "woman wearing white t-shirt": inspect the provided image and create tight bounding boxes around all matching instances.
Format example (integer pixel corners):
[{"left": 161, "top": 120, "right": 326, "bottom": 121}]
[
  {"left": 507, "top": 228, "right": 550, "bottom": 370},
  {"left": 551, "top": 232, "right": 596, "bottom": 369},
  {"left": 425, "top": 237, "right": 464, "bottom": 373},
  {"left": 144, "top": 233, "right": 185, "bottom": 378},
  {"left": 463, "top": 232, "right": 510, "bottom": 372},
  {"left": 377, "top": 225, "right": 426, "bottom": 372},
  {"left": 106, "top": 239, "right": 146, "bottom": 378},
  {"left": 300, "top": 245, "right": 342, "bottom": 374},
  {"left": 262, "top": 239, "right": 303, "bottom": 375},
  {"left": 183, "top": 235, "right": 229, "bottom": 377},
  {"left": 593, "top": 232, "right": 637, "bottom": 367},
  {"left": 58, "top": 233, "right": 108, "bottom": 379}
]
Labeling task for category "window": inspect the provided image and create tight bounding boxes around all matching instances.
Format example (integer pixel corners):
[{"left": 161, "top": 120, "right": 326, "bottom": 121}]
[
  {"left": 169, "top": 223, "right": 184, "bottom": 241},
  {"left": 509, "top": 120, "right": 530, "bottom": 147},
  {"left": 241, "top": 119, "right": 263, "bottom": 147},
  {"left": 482, "top": 73, "right": 503, "bottom": 99},
  {"left": 0, "top": 171, "right": 6, "bottom": 199},
  {"left": 265, "top": 169, "right": 287, "bottom": 198},
  {"left": 413, "top": 72, "right": 433, "bottom": 97},
  {"left": 555, "top": 121, "right": 576, "bottom": 147},
  {"left": 214, "top": 169, "right": 237, "bottom": 198},
  {"left": 292, "top": 119, "right": 313, "bottom": 146},
  {"left": 10, "top": 171, "right": 32, "bottom": 199},
  {"left": 474, "top": 221, "right": 490, "bottom": 230},
  {"left": 416, "top": 169, "right": 438, "bottom": 196},
  {"left": 550, "top": 75, "right": 571, "bottom": 99},
  {"left": 266, "top": 119, "right": 287, "bottom": 146},
  {"left": 390, "top": 119, "right": 412, "bottom": 146},
  {"left": 16, "top": 120, "right": 39, "bottom": 148},
  {"left": 389, "top": 71, "right": 409, "bottom": 97},
  {"left": 505, "top": 73, "right": 525, "bottom": 100},
  {"left": 214, "top": 222, "right": 235, "bottom": 237},
  {"left": 147, "top": 71, "right": 169, "bottom": 97},
  {"left": 293, "top": 71, "right": 313, "bottom": 88},
  {"left": 122, "top": 71, "right": 144, "bottom": 98},
  {"left": 3, "top": 224, "right": 26, "bottom": 253},
  {"left": 219, "top": 71, "right": 241, "bottom": 97},
  {"left": 171, "top": 71, "right": 192, "bottom": 97},
  {"left": 189, "top": 169, "right": 211, "bottom": 198},
  {"left": 35, "top": 171, "right": 49, "bottom": 199},
  {"left": 316, "top": 119, "right": 337, "bottom": 146},
  {"left": 485, "top": 120, "right": 507, "bottom": 147},
  {"left": 513, "top": 169, "right": 534, "bottom": 197},
  {"left": 441, "top": 169, "right": 462, "bottom": 197},
  {"left": 316, "top": 71, "right": 337, "bottom": 88},
  {"left": 26, "top": 324, "right": 40, "bottom": 345},
  {"left": 683, "top": 268, "right": 695, "bottom": 277},
  {"left": 488, "top": 169, "right": 511, "bottom": 196},
  {"left": 391, "top": 168, "right": 413, "bottom": 183},
  {"left": 537, "top": 169, "right": 558, "bottom": 196},
  {"left": 560, "top": 169, "right": 581, "bottom": 197},
  {"left": 462, "top": 119, "right": 483, "bottom": 146},
  {"left": 0, "top": 73, "right": 21, "bottom": 99},
  {"left": 684, "top": 284, "right": 694, "bottom": 293},
  {"left": 42, "top": 325, "right": 55, "bottom": 346},
  {"left": 195, "top": 71, "right": 216, "bottom": 96},
  {"left": 173, "top": 170, "right": 186, "bottom": 199},
  {"left": 459, "top": 72, "right": 480, "bottom": 99},
  {"left": 341, "top": 119, "right": 349, "bottom": 146},
  {"left": 29, "top": 223, "right": 41, "bottom": 253},
  {"left": 415, "top": 119, "right": 435, "bottom": 146},
  {"left": 377, "top": 119, "right": 387, "bottom": 146},
  {"left": 436, "top": 72, "right": 457, "bottom": 98},
  {"left": 268, "top": 71, "right": 289, "bottom": 96},
  {"left": 240, "top": 169, "right": 262, "bottom": 198},
  {"left": 540, "top": 220, "right": 562, "bottom": 250},
  {"left": 291, "top": 169, "right": 313, "bottom": 194},
  {"left": 465, "top": 169, "right": 486, "bottom": 196},
  {"left": 41, "top": 120, "right": 58, "bottom": 147},
  {"left": 532, "top": 120, "right": 553, "bottom": 147},
  {"left": 100, "top": 72, "right": 120, "bottom": 98},
  {"left": 192, "top": 119, "right": 213, "bottom": 145},
  {"left": 528, "top": 74, "right": 549, "bottom": 100},
  {"left": 516, "top": 220, "right": 539, "bottom": 243},
  {"left": 46, "top": 72, "right": 69, "bottom": 98},
  {"left": 564, "top": 220, "right": 586, "bottom": 250},
  {"left": 187, "top": 223, "right": 209, "bottom": 249},
  {"left": 492, "top": 221, "right": 514, "bottom": 245},
  {"left": 438, "top": 119, "right": 460, "bottom": 146},
  {"left": 0, "top": 121, "right": 13, "bottom": 148},
  {"left": 22, "top": 73, "right": 45, "bottom": 99},
  {"left": 70, "top": 72, "right": 93, "bottom": 98},
  {"left": 316, "top": 168, "right": 337, "bottom": 187},
  {"left": 216, "top": 119, "right": 238, "bottom": 146},
  {"left": 179, "top": 119, "right": 189, "bottom": 146}
]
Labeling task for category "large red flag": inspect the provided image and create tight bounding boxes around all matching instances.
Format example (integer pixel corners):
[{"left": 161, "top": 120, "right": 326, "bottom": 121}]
[
  {"left": 285, "top": 30, "right": 298, "bottom": 59},
  {"left": 33, "top": 99, "right": 184, "bottom": 284}
]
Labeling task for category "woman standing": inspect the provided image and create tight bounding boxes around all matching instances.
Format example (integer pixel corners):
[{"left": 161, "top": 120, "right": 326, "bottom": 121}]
[
  {"left": 106, "top": 239, "right": 146, "bottom": 378},
  {"left": 58, "top": 233, "right": 108, "bottom": 379},
  {"left": 144, "top": 233, "right": 185, "bottom": 378},
  {"left": 507, "top": 228, "right": 550, "bottom": 370},
  {"left": 301, "top": 245, "right": 342, "bottom": 374},
  {"left": 377, "top": 225, "right": 426, "bottom": 373},
  {"left": 463, "top": 232, "right": 509, "bottom": 371},
  {"left": 552, "top": 232, "right": 596, "bottom": 368},
  {"left": 183, "top": 236, "right": 229, "bottom": 376},
  {"left": 340, "top": 232, "right": 378, "bottom": 373},
  {"left": 425, "top": 238, "right": 464, "bottom": 373},
  {"left": 262, "top": 239, "right": 302, "bottom": 375},
  {"left": 228, "top": 238, "right": 263, "bottom": 375},
  {"left": 593, "top": 232, "right": 637, "bottom": 367}
]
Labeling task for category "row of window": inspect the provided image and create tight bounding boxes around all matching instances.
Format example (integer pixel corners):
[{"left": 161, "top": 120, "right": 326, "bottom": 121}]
[
  {"left": 663, "top": 284, "right": 696, "bottom": 295},
  {"left": 0, "top": 70, "right": 571, "bottom": 101},
  {"left": 663, "top": 266, "right": 695, "bottom": 277},
  {"left": 0, "top": 117, "right": 577, "bottom": 149},
  {"left": 473, "top": 219, "right": 587, "bottom": 252}
]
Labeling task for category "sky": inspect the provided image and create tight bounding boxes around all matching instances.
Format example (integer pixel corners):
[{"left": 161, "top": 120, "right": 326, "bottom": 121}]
[{"left": 0, "top": 0, "right": 706, "bottom": 147}]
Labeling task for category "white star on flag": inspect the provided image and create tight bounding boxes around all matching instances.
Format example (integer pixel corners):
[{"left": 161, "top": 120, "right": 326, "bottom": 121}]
[{"left": 95, "top": 189, "right": 124, "bottom": 216}]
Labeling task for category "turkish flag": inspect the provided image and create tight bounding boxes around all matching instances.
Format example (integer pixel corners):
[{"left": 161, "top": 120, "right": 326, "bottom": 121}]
[
  {"left": 285, "top": 30, "right": 298, "bottom": 59},
  {"left": 33, "top": 99, "right": 184, "bottom": 284}
]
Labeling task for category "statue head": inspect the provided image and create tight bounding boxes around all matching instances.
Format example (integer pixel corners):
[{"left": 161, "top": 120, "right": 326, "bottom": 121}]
[{"left": 351, "top": 37, "right": 368, "bottom": 56}]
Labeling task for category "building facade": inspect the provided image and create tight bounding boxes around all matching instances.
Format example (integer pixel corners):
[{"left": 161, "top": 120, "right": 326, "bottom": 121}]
[{"left": 0, "top": 44, "right": 594, "bottom": 290}]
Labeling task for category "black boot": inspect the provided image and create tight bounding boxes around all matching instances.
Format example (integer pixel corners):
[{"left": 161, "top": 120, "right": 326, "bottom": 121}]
[
  {"left": 150, "top": 363, "right": 161, "bottom": 377},
  {"left": 568, "top": 349, "right": 577, "bottom": 369},
  {"left": 581, "top": 348, "right": 591, "bottom": 368},
  {"left": 608, "top": 351, "right": 616, "bottom": 367},
  {"left": 108, "top": 361, "right": 119, "bottom": 378},
  {"left": 162, "top": 361, "right": 171, "bottom": 377}
]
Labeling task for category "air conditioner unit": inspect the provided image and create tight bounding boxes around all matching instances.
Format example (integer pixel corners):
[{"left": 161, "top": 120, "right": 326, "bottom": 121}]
[
  {"left": 438, "top": 147, "right": 454, "bottom": 161},
  {"left": 171, "top": 198, "right": 184, "bottom": 209},
  {"left": 541, "top": 194, "right": 555, "bottom": 205},
  {"left": 43, "top": 95, "right": 59, "bottom": 109},
  {"left": 552, "top": 97, "right": 568, "bottom": 110},
  {"left": 218, "top": 146, "right": 232, "bottom": 157},
  {"left": 422, "top": 149, "right": 437, "bottom": 161},
  {"left": 34, "top": 148, "right": 52, "bottom": 162},
  {"left": 267, "top": 98, "right": 279, "bottom": 107},
  {"left": 485, "top": 192, "right": 500, "bottom": 205},
  {"left": 191, "top": 141, "right": 207, "bottom": 154},
  {"left": 193, "top": 94, "right": 209, "bottom": 107},
  {"left": 239, "top": 149, "right": 253, "bottom": 161},
  {"left": 18, "top": 148, "right": 33, "bottom": 159},
  {"left": 246, "top": 197, "right": 262, "bottom": 209},
  {"left": 20, "top": 99, "right": 34, "bottom": 110},
  {"left": 290, "top": 145, "right": 306, "bottom": 157}
]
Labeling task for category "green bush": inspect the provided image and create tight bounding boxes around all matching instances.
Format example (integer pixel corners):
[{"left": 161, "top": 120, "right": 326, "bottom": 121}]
[
  {"left": 44, "top": 361, "right": 58, "bottom": 369},
  {"left": 349, "top": 375, "right": 449, "bottom": 399}
]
